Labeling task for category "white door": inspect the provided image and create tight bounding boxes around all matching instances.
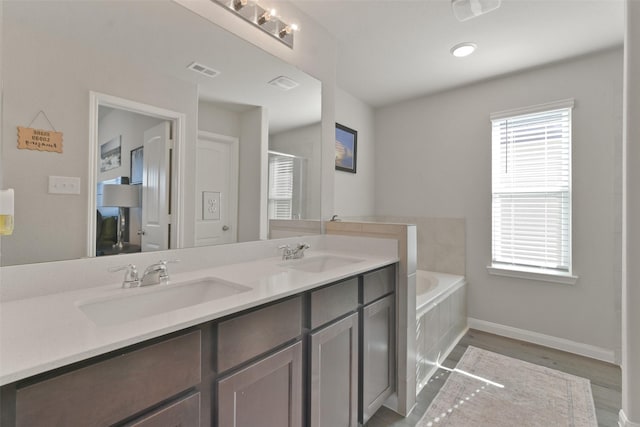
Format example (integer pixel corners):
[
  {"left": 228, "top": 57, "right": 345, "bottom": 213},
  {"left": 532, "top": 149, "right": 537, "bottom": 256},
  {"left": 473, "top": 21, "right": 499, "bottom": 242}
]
[
  {"left": 195, "top": 131, "right": 239, "bottom": 246},
  {"left": 141, "top": 122, "right": 171, "bottom": 252}
]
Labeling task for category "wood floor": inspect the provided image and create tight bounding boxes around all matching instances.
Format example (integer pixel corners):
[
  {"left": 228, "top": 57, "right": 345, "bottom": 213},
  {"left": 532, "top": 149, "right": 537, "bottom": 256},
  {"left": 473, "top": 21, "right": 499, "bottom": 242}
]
[{"left": 367, "top": 329, "right": 622, "bottom": 427}]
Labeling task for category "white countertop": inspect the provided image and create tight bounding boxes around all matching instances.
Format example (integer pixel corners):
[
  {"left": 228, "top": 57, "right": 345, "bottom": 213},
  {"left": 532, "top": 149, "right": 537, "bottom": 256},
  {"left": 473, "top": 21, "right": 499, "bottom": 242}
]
[{"left": 0, "top": 249, "right": 397, "bottom": 385}]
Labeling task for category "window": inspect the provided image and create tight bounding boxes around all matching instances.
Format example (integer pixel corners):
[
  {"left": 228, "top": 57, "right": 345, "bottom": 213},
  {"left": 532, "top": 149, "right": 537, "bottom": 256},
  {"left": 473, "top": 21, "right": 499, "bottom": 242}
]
[
  {"left": 490, "top": 99, "right": 575, "bottom": 282},
  {"left": 268, "top": 151, "right": 306, "bottom": 220},
  {"left": 268, "top": 153, "right": 294, "bottom": 220}
]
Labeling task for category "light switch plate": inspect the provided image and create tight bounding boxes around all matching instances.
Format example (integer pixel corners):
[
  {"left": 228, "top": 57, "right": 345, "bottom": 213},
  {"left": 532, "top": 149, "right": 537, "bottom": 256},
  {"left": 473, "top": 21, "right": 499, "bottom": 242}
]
[
  {"left": 49, "top": 176, "right": 81, "bottom": 195},
  {"left": 202, "top": 191, "right": 220, "bottom": 220}
]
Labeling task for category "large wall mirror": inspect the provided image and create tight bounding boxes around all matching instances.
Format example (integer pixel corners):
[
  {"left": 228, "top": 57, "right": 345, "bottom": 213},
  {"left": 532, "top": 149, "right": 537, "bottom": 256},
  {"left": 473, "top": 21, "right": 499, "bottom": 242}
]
[{"left": 1, "top": 0, "right": 322, "bottom": 266}]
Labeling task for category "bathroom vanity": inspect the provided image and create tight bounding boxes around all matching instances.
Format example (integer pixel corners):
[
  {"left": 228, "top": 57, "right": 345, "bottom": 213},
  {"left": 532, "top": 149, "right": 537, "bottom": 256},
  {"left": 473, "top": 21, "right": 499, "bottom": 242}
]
[{"left": 0, "top": 237, "right": 398, "bottom": 427}]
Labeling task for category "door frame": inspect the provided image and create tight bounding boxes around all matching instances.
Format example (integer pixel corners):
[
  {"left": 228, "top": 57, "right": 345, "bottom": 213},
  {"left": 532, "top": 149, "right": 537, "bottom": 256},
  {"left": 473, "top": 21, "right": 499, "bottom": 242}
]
[
  {"left": 195, "top": 130, "right": 239, "bottom": 246},
  {"left": 87, "top": 91, "right": 186, "bottom": 257}
]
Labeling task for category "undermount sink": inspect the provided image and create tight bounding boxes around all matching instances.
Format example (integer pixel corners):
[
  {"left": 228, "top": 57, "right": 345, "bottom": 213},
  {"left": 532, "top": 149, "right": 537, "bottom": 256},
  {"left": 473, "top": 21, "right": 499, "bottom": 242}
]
[
  {"left": 281, "top": 255, "right": 364, "bottom": 273},
  {"left": 78, "top": 278, "right": 252, "bottom": 326}
]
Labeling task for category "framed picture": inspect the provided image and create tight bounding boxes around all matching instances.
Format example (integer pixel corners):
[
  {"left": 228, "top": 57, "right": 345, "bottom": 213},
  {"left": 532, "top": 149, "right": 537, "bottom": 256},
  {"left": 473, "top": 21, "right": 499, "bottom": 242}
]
[
  {"left": 100, "top": 135, "right": 121, "bottom": 172},
  {"left": 130, "top": 146, "right": 143, "bottom": 184},
  {"left": 335, "top": 123, "right": 357, "bottom": 173}
]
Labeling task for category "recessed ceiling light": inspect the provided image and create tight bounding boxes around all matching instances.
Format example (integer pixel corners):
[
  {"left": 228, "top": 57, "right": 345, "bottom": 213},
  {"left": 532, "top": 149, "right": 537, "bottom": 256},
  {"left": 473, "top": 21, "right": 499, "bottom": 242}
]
[{"left": 450, "top": 42, "right": 477, "bottom": 58}]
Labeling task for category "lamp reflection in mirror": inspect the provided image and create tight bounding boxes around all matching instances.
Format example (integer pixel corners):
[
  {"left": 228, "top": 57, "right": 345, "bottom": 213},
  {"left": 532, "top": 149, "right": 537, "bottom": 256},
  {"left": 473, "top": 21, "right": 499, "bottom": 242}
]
[{"left": 100, "top": 184, "right": 140, "bottom": 250}]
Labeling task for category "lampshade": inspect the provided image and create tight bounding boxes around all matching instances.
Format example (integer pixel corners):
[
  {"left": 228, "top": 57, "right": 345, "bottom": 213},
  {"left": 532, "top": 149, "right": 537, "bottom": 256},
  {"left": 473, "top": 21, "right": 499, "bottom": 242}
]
[{"left": 101, "top": 184, "right": 140, "bottom": 208}]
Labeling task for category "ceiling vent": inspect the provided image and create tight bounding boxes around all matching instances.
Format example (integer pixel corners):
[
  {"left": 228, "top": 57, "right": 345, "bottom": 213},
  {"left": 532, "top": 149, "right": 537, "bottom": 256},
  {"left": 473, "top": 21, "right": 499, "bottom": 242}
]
[
  {"left": 268, "top": 76, "right": 299, "bottom": 91},
  {"left": 187, "top": 62, "right": 221, "bottom": 78}
]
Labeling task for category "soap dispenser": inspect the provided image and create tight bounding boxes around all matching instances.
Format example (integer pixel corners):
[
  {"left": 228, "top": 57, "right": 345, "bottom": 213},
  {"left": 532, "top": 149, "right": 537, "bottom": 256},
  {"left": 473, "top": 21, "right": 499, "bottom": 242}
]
[{"left": 0, "top": 189, "right": 14, "bottom": 235}]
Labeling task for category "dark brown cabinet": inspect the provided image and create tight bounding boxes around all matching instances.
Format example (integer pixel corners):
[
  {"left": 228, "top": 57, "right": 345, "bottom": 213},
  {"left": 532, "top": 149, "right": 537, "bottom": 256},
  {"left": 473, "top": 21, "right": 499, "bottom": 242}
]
[
  {"left": 125, "top": 392, "right": 201, "bottom": 427},
  {"left": 362, "top": 294, "right": 395, "bottom": 424},
  {"left": 13, "top": 331, "right": 201, "bottom": 427},
  {"left": 218, "top": 341, "right": 303, "bottom": 427},
  {"left": 310, "top": 312, "right": 359, "bottom": 427},
  {"left": 1, "top": 263, "right": 397, "bottom": 427}
]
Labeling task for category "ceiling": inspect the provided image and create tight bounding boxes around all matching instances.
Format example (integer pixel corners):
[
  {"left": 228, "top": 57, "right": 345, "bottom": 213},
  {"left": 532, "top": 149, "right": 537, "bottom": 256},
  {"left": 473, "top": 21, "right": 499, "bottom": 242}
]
[
  {"left": 7, "top": 0, "right": 321, "bottom": 134},
  {"left": 290, "top": 0, "right": 625, "bottom": 108}
]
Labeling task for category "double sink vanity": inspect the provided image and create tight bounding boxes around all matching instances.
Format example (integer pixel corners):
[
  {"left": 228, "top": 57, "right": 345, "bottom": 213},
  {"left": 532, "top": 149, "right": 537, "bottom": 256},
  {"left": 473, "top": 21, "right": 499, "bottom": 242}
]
[{"left": 0, "top": 235, "right": 399, "bottom": 426}]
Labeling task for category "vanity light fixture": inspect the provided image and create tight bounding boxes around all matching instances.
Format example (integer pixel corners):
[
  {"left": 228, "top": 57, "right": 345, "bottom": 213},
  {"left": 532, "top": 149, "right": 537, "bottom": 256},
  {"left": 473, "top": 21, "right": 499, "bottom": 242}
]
[
  {"left": 213, "top": 0, "right": 297, "bottom": 48},
  {"left": 233, "top": 0, "right": 247, "bottom": 11},
  {"left": 279, "top": 23, "right": 298, "bottom": 39},
  {"left": 258, "top": 9, "right": 276, "bottom": 25},
  {"left": 233, "top": 0, "right": 248, "bottom": 11},
  {"left": 450, "top": 42, "right": 477, "bottom": 57}
]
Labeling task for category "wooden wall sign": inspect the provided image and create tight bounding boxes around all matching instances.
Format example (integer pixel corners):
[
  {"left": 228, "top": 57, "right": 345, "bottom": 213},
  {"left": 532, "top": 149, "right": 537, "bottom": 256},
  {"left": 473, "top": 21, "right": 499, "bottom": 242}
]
[{"left": 17, "top": 126, "right": 63, "bottom": 153}]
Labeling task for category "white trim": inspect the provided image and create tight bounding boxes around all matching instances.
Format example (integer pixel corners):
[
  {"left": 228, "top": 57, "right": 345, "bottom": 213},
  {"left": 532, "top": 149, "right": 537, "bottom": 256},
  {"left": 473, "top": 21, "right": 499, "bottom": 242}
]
[
  {"left": 490, "top": 98, "right": 575, "bottom": 120},
  {"left": 619, "top": 410, "right": 640, "bottom": 427},
  {"left": 468, "top": 317, "right": 617, "bottom": 364},
  {"left": 88, "top": 91, "right": 186, "bottom": 256},
  {"left": 487, "top": 264, "right": 579, "bottom": 285}
]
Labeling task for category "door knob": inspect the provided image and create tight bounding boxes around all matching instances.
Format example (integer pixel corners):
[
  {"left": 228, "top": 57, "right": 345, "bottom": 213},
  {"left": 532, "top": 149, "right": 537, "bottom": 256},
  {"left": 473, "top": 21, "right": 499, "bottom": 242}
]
[
  {"left": 137, "top": 229, "right": 146, "bottom": 236},
  {"left": 222, "top": 225, "right": 230, "bottom": 231}
]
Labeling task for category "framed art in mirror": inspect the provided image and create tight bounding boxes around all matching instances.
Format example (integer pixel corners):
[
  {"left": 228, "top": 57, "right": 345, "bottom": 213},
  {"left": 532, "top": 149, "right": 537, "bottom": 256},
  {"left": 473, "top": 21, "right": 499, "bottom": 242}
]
[
  {"left": 130, "top": 147, "right": 143, "bottom": 185},
  {"left": 335, "top": 123, "right": 357, "bottom": 173}
]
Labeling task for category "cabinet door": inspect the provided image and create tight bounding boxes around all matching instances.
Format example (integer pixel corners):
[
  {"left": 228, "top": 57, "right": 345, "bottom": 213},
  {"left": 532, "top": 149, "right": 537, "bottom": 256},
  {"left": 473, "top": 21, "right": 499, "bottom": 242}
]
[
  {"left": 362, "top": 294, "right": 395, "bottom": 424},
  {"left": 310, "top": 312, "right": 359, "bottom": 427},
  {"left": 125, "top": 392, "right": 200, "bottom": 427},
  {"left": 218, "top": 341, "right": 302, "bottom": 427}
]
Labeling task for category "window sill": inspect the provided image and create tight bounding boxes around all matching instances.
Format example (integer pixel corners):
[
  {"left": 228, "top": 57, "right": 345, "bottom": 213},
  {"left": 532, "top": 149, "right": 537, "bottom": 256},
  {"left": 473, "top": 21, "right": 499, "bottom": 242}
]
[{"left": 487, "top": 265, "right": 578, "bottom": 285}]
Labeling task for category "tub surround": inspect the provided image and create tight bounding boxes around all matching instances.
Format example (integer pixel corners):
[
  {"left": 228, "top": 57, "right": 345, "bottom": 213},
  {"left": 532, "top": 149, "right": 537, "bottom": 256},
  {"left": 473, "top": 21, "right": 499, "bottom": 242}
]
[
  {"left": 0, "top": 235, "right": 398, "bottom": 386},
  {"left": 326, "top": 220, "right": 417, "bottom": 416},
  {"left": 415, "top": 271, "right": 467, "bottom": 394},
  {"left": 336, "top": 216, "right": 466, "bottom": 275}
]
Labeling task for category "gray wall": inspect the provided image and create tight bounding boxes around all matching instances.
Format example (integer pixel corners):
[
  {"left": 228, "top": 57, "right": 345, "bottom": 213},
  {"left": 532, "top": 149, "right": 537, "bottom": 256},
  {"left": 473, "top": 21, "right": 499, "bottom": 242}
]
[
  {"left": 335, "top": 88, "right": 376, "bottom": 217},
  {"left": 1, "top": 5, "right": 198, "bottom": 265},
  {"left": 374, "top": 47, "right": 623, "bottom": 360}
]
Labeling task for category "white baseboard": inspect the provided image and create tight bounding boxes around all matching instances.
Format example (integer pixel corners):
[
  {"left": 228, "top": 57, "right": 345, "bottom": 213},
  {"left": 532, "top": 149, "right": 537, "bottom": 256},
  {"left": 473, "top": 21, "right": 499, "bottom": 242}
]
[
  {"left": 467, "top": 318, "right": 617, "bottom": 364},
  {"left": 619, "top": 409, "right": 640, "bottom": 427}
]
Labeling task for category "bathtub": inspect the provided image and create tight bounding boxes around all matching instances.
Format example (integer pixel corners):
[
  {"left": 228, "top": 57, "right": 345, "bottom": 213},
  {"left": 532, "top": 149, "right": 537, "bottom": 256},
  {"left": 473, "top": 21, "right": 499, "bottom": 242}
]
[{"left": 415, "top": 270, "right": 467, "bottom": 395}]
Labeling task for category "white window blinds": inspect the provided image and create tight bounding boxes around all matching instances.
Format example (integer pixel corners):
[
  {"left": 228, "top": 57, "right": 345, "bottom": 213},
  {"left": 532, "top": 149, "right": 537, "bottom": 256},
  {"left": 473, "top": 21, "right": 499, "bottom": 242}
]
[
  {"left": 491, "top": 100, "right": 573, "bottom": 273},
  {"left": 268, "top": 153, "right": 294, "bottom": 220}
]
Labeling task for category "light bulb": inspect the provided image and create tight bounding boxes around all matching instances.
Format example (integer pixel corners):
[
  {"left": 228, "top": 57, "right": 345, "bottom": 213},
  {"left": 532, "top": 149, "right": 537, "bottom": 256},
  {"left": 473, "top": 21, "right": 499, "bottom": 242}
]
[
  {"left": 450, "top": 42, "right": 477, "bottom": 57},
  {"left": 232, "top": 0, "right": 247, "bottom": 11}
]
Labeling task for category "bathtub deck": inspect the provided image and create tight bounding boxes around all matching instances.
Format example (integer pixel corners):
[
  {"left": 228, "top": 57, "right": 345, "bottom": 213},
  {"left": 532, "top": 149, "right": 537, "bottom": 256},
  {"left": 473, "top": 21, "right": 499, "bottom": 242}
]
[{"left": 367, "top": 329, "right": 622, "bottom": 427}]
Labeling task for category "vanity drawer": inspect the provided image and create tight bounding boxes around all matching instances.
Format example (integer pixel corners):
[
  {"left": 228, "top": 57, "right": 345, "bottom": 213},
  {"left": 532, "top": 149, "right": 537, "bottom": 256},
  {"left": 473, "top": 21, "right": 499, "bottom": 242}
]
[
  {"left": 217, "top": 296, "right": 303, "bottom": 372},
  {"left": 363, "top": 264, "right": 396, "bottom": 305},
  {"left": 310, "top": 277, "right": 358, "bottom": 329},
  {"left": 126, "top": 392, "right": 201, "bottom": 427},
  {"left": 15, "top": 330, "right": 201, "bottom": 427}
]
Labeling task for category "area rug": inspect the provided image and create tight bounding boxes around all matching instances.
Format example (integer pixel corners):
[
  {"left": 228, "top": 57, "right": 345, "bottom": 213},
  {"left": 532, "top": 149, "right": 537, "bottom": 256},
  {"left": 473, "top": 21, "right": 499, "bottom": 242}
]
[{"left": 417, "top": 346, "right": 598, "bottom": 427}]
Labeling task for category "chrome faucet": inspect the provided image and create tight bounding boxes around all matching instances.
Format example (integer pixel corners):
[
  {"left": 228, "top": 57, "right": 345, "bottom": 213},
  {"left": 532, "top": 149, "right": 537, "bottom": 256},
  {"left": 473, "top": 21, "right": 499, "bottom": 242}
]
[
  {"left": 140, "top": 260, "right": 179, "bottom": 286},
  {"left": 279, "top": 243, "right": 310, "bottom": 260},
  {"left": 293, "top": 243, "right": 310, "bottom": 258},
  {"left": 109, "top": 264, "right": 140, "bottom": 288}
]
